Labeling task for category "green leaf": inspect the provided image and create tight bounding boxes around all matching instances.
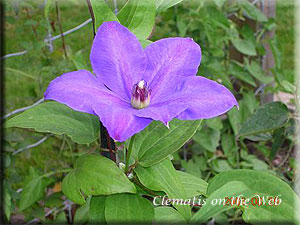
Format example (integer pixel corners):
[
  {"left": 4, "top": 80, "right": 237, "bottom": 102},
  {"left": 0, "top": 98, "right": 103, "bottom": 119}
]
[
  {"left": 221, "top": 132, "right": 237, "bottom": 165},
  {"left": 280, "top": 80, "right": 296, "bottom": 93},
  {"left": 105, "top": 0, "right": 127, "bottom": 11},
  {"left": 62, "top": 154, "right": 136, "bottom": 204},
  {"left": 201, "top": 60, "right": 233, "bottom": 89},
  {"left": 181, "top": 159, "right": 202, "bottom": 178},
  {"left": 19, "top": 176, "right": 52, "bottom": 211},
  {"left": 139, "top": 39, "right": 152, "bottom": 48},
  {"left": 211, "top": 160, "right": 232, "bottom": 173},
  {"left": 90, "top": 0, "right": 119, "bottom": 30},
  {"left": 6, "top": 67, "right": 36, "bottom": 80},
  {"left": 240, "top": 0, "right": 267, "bottom": 22},
  {"left": 53, "top": 212, "right": 68, "bottom": 223},
  {"left": 207, "top": 169, "right": 300, "bottom": 224},
  {"left": 270, "top": 128, "right": 285, "bottom": 159},
  {"left": 3, "top": 181, "right": 12, "bottom": 221},
  {"left": 239, "top": 102, "right": 289, "bottom": 137},
  {"left": 193, "top": 127, "right": 220, "bottom": 152},
  {"left": 154, "top": 207, "right": 186, "bottom": 223},
  {"left": 245, "top": 60, "right": 273, "bottom": 84},
  {"left": 228, "top": 92, "right": 259, "bottom": 136},
  {"left": 242, "top": 91, "right": 259, "bottom": 116},
  {"left": 246, "top": 133, "right": 272, "bottom": 142},
  {"left": 206, "top": 4, "right": 230, "bottom": 30},
  {"left": 44, "top": 192, "right": 63, "bottom": 208},
  {"left": 155, "top": 0, "right": 184, "bottom": 13},
  {"left": 176, "top": 16, "right": 188, "bottom": 37},
  {"left": 71, "top": 50, "right": 90, "bottom": 71},
  {"left": 177, "top": 171, "right": 207, "bottom": 198},
  {"left": 135, "top": 159, "right": 191, "bottom": 221},
  {"left": 230, "top": 38, "right": 257, "bottom": 56},
  {"left": 5, "top": 102, "right": 100, "bottom": 144},
  {"left": 105, "top": 193, "right": 154, "bottom": 223},
  {"left": 44, "top": 0, "right": 53, "bottom": 18},
  {"left": 117, "top": 0, "right": 155, "bottom": 39},
  {"left": 132, "top": 119, "right": 201, "bottom": 167},
  {"left": 229, "top": 61, "right": 256, "bottom": 87},
  {"left": 212, "top": 0, "right": 226, "bottom": 9},
  {"left": 249, "top": 158, "right": 268, "bottom": 171},
  {"left": 192, "top": 181, "right": 250, "bottom": 223},
  {"left": 228, "top": 107, "right": 242, "bottom": 136},
  {"left": 73, "top": 197, "right": 90, "bottom": 224},
  {"left": 239, "top": 24, "right": 255, "bottom": 43},
  {"left": 268, "top": 36, "right": 282, "bottom": 69},
  {"left": 206, "top": 117, "right": 223, "bottom": 130},
  {"left": 89, "top": 196, "right": 106, "bottom": 223}
]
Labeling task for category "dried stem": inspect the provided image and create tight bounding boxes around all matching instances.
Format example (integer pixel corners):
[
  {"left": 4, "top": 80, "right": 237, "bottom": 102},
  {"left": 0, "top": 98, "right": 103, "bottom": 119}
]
[
  {"left": 86, "top": 0, "right": 96, "bottom": 36},
  {"left": 125, "top": 135, "right": 135, "bottom": 173},
  {"left": 106, "top": 130, "right": 116, "bottom": 162},
  {"left": 25, "top": 8, "right": 39, "bottom": 40},
  {"left": 55, "top": 1, "right": 68, "bottom": 59},
  {"left": 86, "top": 0, "right": 116, "bottom": 162}
]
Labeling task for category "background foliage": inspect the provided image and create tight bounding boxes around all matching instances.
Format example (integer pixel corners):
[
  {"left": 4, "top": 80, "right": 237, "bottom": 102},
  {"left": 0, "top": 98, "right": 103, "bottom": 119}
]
[{"left": 3, "top": 0, "right": 299, "bottom": 224}]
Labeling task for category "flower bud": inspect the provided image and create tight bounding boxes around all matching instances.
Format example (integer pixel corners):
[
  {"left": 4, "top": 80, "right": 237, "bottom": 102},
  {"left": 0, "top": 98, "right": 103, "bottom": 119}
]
[{"left": 131, "top": 80, "right": 150, "bottom": 109}]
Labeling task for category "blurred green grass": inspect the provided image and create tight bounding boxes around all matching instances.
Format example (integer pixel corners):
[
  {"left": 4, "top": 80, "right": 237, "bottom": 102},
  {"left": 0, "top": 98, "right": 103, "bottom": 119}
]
[
  {"left": 5, "top": 0, "right": 92, "bottom": 111},
  {"left": 275, "top": 0, "right": 295, "bottom": 82},
  {"left": 4, "top": 0, "right": 93, "bottom": 186}
]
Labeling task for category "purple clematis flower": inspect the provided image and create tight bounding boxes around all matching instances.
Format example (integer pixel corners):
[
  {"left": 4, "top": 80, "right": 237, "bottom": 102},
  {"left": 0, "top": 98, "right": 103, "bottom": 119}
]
[{"left": 44, "top": 21, "right": 238, "bottom": 142}]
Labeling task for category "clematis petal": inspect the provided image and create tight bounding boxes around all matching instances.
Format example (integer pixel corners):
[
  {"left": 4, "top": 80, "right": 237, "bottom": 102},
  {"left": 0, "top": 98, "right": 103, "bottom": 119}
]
[
  {"left": 134, "top": 76, "right": 238, "bottom": 124},
  {"left": 44, "top": 70, "right": 128, "bottom": 114},
  {"left": 93, "top": 106, "right": 152, "bottom": 142},
  {"left": 143, "top": 38, "right": 201, "bottom": 103},
  {"left": 90, "top": 21, "right": 147, "bottom": 100},
  {"left": 133, "top": 101, "right": 188, "bottom": 126},
  {"left": 44, "top": 70, "right": 151, "bottom": 142},
  {"left": 172, "top": 76, "right": 238, "bottom": 120}
]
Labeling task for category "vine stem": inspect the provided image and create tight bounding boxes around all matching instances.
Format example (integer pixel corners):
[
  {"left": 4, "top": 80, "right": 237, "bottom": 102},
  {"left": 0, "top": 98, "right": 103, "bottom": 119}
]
[
  {"left": 55, "top": 1, "right": 68, "bottom": 59},
  {"left": 86, "top": 0, "right": 116, "bottom": 162},
  {"left": 131, "top": 176, "right": 159, "bottom": 197},
  {"left": 41, "top": 168, "right": 73, "bottom": 178},
  {"left": 125, "top": 135, "right": 135, "bottom": 173},
  {"left": 106, "top": 130, "right": 116, "bottom": 162},
  {"left": 86, "top": 0, "right": 96, "bottom": 36},
  {"left": 276, "top": 145, "right": 293, "bottom": 168}
]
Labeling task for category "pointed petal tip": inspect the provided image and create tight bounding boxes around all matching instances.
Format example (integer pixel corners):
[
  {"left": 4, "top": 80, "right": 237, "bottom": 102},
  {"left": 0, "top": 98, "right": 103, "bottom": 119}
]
[
  {"left": 231, "top": 95, "right": 239, "bottom": 110},
  {"left": 165, "top": 122, "right": 170, "bottom": 129},
  {"left": 91, "top": 19, "right": 147, "bottom": 100}
]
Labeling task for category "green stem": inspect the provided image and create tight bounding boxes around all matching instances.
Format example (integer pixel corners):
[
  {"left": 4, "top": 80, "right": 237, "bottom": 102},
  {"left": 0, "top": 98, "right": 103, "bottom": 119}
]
[
  {"left": 132, "top": 176, "right": 158, "bottom": 196},
  {"left": 41, "top": 168, "right": 72, "bottom": 178},
  {"left": 204, "top": 171, "right": 211, "bottom": 181},
  {"left": 125, "top": 135, "right": 135, "bottom": 173},
  {"left": 236, "top": 137, "right": 242, "bottom": 169}
]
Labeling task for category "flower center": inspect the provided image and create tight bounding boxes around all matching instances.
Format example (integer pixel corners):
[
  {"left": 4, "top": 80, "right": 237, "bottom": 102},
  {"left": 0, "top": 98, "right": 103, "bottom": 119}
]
[{"left": 131, "top": 80, "right": 150, "bottom": 109}]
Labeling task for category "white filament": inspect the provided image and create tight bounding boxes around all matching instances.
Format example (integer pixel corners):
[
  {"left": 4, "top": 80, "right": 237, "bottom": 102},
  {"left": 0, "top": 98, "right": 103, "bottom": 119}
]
[{"left": 138, "top": 80, "right": 145, "bottom": 89}]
